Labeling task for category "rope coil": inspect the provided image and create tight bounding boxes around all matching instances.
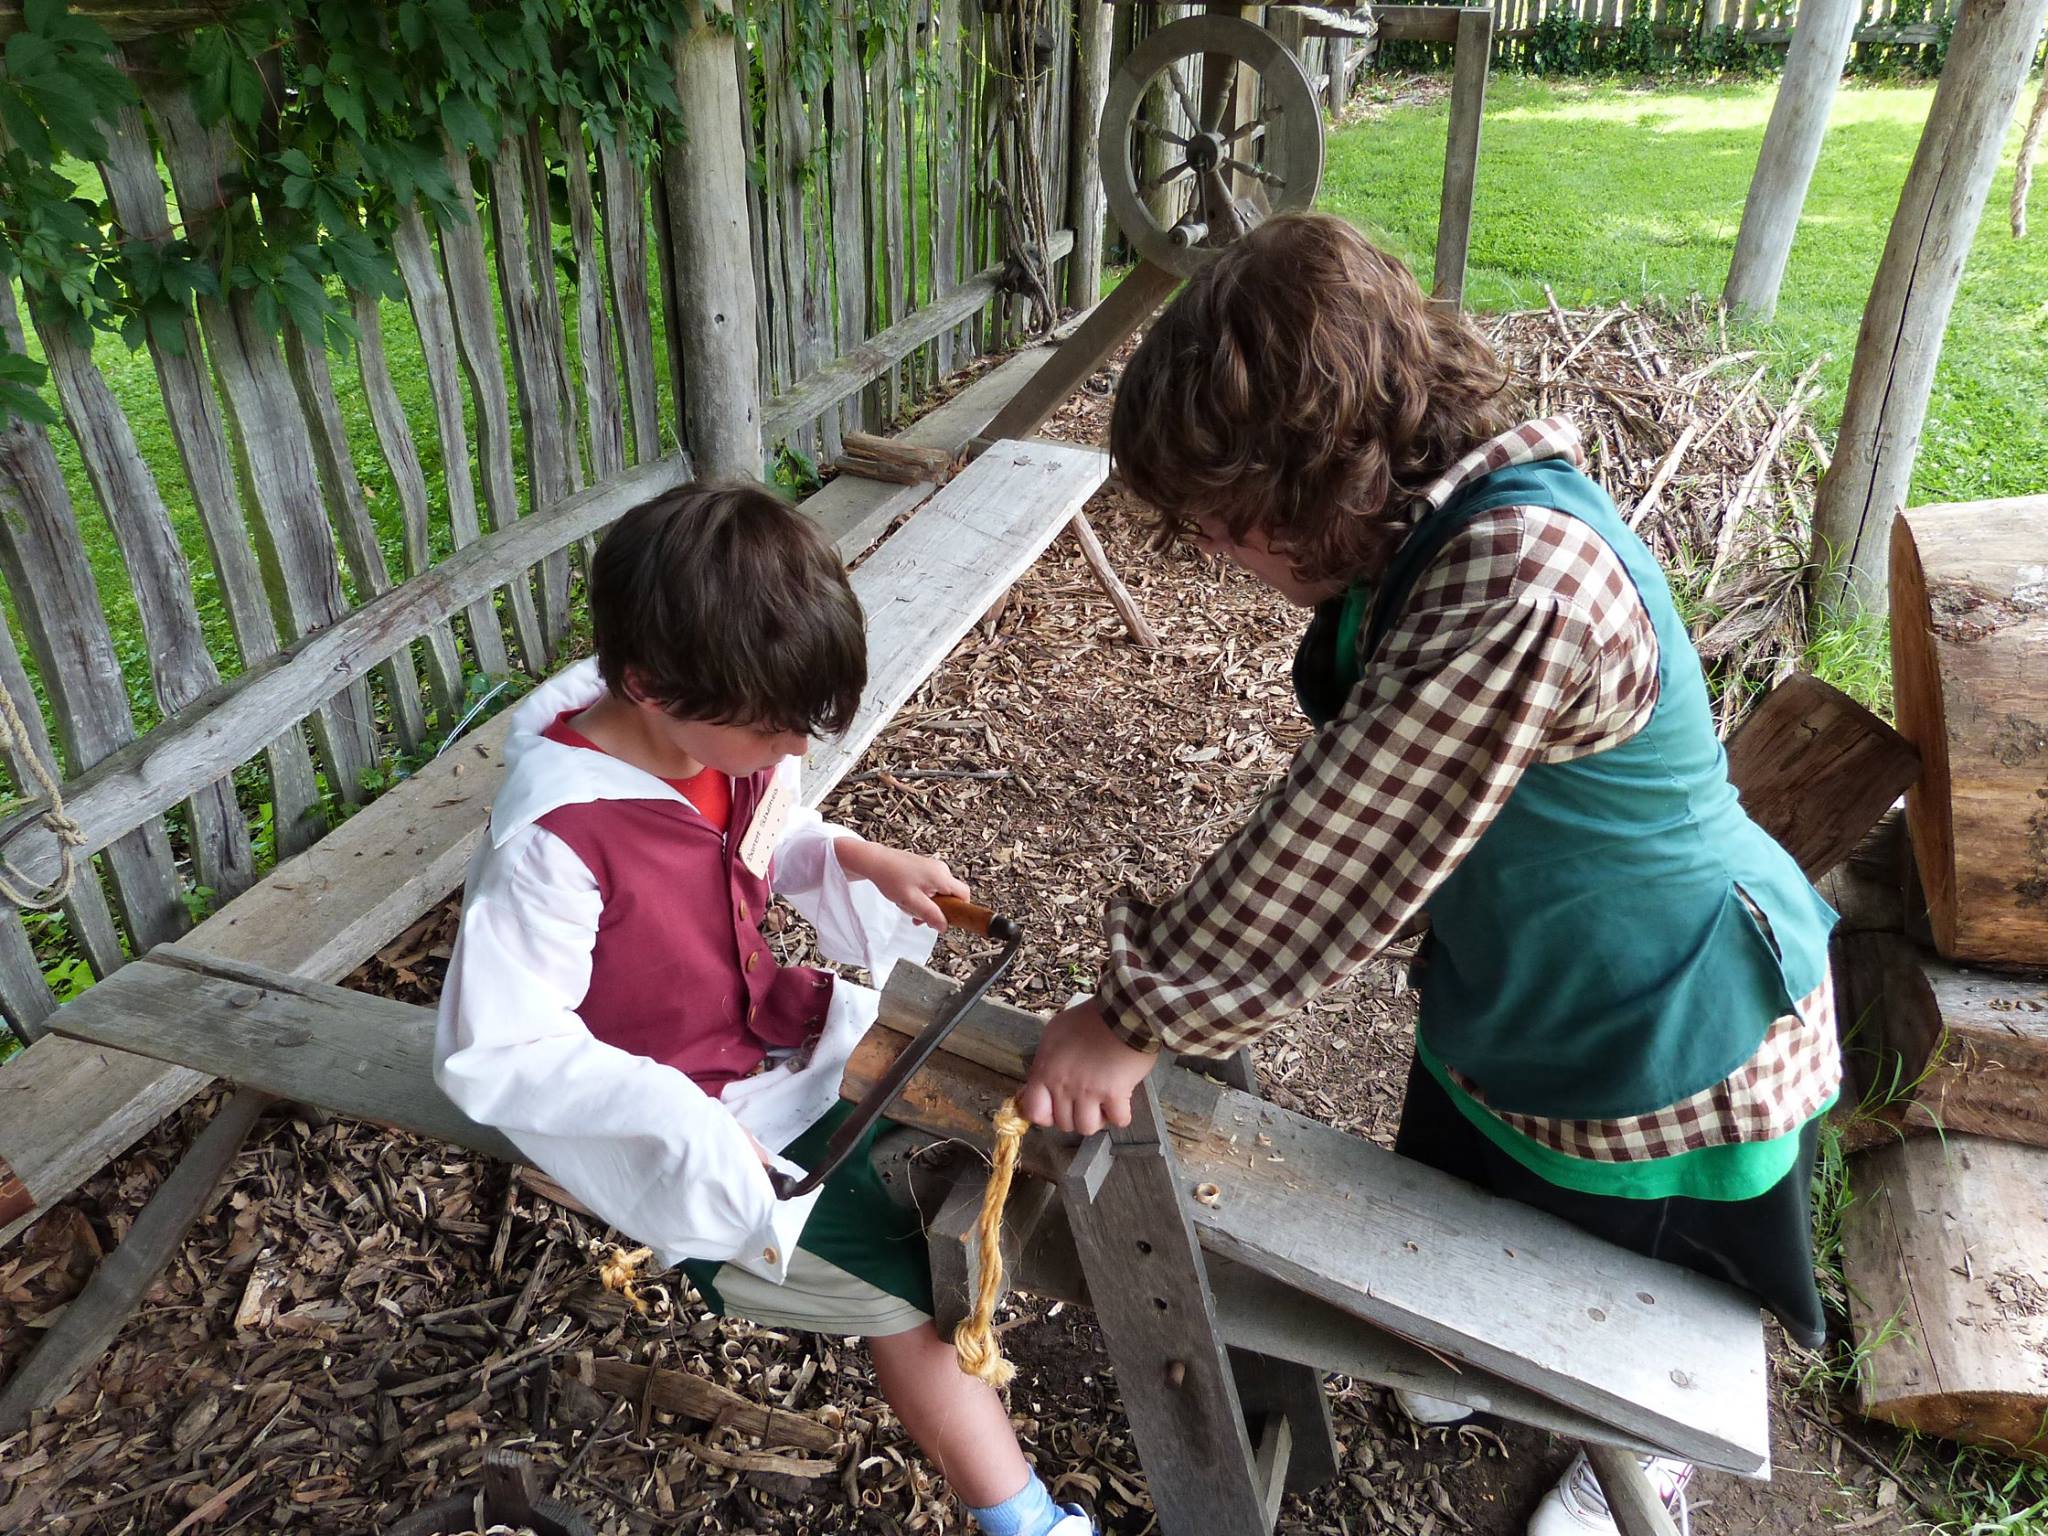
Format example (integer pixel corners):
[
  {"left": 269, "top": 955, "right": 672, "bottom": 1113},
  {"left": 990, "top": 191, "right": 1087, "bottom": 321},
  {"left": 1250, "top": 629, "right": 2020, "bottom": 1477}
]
[
  {"left": 0, "top": 679, "right": 84, "bottom": 911},
  {"left": 952, "top": 1098, "right": 1029, "bottom": 1388}
]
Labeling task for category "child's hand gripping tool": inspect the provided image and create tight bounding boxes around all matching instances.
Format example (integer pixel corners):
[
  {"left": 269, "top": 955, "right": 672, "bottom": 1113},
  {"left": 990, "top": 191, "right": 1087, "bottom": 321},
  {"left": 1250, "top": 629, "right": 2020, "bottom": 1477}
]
[{"left": 769, "top": 895, "right": 1022, "bottom": 1200}]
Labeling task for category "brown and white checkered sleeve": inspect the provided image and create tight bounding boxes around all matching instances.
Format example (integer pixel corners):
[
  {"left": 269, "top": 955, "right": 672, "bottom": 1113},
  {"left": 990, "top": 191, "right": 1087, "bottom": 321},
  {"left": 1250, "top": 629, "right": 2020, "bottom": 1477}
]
[{"left": 1095, "top": 507, "right": 1658, "bottom": 1056}]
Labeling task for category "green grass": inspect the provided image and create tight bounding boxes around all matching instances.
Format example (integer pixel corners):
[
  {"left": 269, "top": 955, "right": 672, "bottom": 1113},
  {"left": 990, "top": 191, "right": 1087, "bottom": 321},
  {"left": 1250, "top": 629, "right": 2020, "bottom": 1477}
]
[{"left": 1320, "top": 76, "right": 2048, "bottom": 514}]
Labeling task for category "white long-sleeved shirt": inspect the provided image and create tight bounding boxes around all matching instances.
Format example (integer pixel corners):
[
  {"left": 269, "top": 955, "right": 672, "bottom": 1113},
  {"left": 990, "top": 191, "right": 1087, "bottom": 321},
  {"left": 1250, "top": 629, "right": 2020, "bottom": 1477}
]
[{"left": 434, "top": 660, "right": 936, "bottom": 1283}]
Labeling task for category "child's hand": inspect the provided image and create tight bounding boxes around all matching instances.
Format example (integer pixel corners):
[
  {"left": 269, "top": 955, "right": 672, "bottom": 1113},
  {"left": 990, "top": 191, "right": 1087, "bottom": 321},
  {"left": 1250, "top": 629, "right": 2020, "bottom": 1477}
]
[{"left": 835, "top": 838, "right": 970, "bottom": 929}]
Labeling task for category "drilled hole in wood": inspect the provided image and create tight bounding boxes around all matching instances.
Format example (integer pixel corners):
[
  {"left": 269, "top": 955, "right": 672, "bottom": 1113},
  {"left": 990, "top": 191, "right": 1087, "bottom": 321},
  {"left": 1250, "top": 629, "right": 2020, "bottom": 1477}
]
[
  {"left": 1152, "top": 1297, "right": 1170, "bottom": 1311},
  {"left": 1135, "top": 1239, "right": 1153, "bottom": 1255}
]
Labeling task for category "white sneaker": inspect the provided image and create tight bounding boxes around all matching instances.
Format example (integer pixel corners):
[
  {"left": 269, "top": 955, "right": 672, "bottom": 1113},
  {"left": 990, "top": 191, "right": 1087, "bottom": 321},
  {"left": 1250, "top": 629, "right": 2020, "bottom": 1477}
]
[
  {"left": 1528, "top": 1452, "right": 1691, "bottom": 1536},
  {"left": 1395, "top": 1387, "right": 1478, "bottom": 1427},
  {"left": 1046, "top": 1503, "right": 1098, "bottom": 1535}
]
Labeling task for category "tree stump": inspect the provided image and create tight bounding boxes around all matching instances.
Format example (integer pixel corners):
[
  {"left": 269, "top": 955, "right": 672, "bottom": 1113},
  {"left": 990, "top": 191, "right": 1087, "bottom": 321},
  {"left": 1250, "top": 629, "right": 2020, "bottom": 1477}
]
[{"left": 1890, "top": 497, "right": 2048, "bottom": 967}]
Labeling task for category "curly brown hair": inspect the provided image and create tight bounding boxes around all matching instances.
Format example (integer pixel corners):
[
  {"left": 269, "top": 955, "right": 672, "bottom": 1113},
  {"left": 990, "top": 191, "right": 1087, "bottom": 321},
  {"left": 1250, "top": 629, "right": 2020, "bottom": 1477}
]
[{"left": 1110, "top": 213, "right": 1519, "bottom": 585}]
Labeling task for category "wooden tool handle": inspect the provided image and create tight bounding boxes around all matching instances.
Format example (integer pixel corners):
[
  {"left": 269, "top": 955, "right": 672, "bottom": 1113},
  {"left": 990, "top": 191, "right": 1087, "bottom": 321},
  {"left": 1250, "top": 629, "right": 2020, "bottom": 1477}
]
[
  {"left": 933, "top": 897, "right": 1019, "bottom": 946},
  {"left": 934, "top": 896, "right": 1000, "bottom": 936}
]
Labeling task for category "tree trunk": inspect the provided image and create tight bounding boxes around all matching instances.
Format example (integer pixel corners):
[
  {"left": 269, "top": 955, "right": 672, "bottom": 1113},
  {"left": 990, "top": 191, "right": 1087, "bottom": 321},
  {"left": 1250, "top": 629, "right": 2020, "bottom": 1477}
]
[
  {"left": 1890, "top": 496, "right": 2048, "bottom": 966},
  {"left": 1810, "top": 0, "right": 2048, "bottom": 616},
  {"left": 1844, "top": 1133, "right": 2048, "bottom": 1456},
  {"left": 1721, "top": 0, "right": 1862, "bottom": 319},
  {"left": 665, "top": 0, "right": 764, "bottom": 479},
  {"left": 1068, "top": 0, "right": 1114, "bottom": 309}
]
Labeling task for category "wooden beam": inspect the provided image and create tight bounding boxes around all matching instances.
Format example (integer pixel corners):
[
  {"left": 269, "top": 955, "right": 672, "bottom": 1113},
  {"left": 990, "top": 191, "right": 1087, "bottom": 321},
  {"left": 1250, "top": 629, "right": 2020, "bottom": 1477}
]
[
  {"left": 980, "top": 260, "right": 1181, "bottom": 443},
  {"left": 801, "top": 439, "right": 1109, "bottom": 799},
  {"left": 47, "top": 949, "right": 522, "bottom": 1163},
  {"left": 1432, "top": 8, "right": 1492, "bottom": 308},
  {"left": 850, "top": 966, "right": 1772, "bottom": 1475},
  {"left": 0, "top": 455, "right": 691, "bottom": 896},
  {"left": 1810, "top": 0, "right": 2048, "bottom": 615},
  {"left": 1721, "top": 0, "right": 1861, "bottom": 320},
  {"left": 0, "top": 1087, "right": 271, "bottom": 1435},
  {"left": 1586, "top": 1446, "right": 1682, "bottom": 1536},
  {"left": 762, "top": 233, "right": 1076, "bottom": 446},
  {"left": 663, "top": 0, "right": 764, "bottom": 478}
]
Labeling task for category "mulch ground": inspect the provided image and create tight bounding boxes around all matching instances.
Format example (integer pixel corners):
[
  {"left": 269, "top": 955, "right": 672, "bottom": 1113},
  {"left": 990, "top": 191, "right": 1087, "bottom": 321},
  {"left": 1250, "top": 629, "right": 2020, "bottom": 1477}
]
[{"left": 0, "top": 301, "right": 1937, "bottom": 1536}]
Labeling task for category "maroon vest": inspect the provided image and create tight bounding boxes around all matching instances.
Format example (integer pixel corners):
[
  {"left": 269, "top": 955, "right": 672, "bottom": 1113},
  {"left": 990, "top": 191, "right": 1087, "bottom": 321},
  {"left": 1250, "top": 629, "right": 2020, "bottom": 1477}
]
[{"left": 538, "top": 768, "right": 834, "bottom": 1097}]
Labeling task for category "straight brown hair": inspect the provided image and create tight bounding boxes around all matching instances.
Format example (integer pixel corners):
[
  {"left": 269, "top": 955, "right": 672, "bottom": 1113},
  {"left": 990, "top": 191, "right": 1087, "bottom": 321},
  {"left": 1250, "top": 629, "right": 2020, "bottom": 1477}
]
[
  {"left": 589, "top": 482, "right": 867, "bottom": 737},
  {"left": 1111, "top": 213, "right": 1520, "bottom": 584}
]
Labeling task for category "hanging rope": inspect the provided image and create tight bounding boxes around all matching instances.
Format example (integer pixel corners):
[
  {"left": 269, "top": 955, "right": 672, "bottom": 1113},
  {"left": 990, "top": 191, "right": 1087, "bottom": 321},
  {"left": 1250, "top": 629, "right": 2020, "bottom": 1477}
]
[
  {"left": 952, "top": 1097, "right": 1029, "bottom": 1388},
  {"left": 2014, "top": 71, "right": 2048, "bottom": 241},
  {"left": 0, "top": 679, "right": 85, "bottom": 911}
]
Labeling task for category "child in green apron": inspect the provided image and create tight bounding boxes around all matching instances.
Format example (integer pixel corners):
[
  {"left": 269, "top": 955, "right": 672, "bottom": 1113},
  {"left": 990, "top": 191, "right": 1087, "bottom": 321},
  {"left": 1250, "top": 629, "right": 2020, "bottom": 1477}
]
[{"left": 1017, "top": 214, "right": 1840, "bottom": 1536}]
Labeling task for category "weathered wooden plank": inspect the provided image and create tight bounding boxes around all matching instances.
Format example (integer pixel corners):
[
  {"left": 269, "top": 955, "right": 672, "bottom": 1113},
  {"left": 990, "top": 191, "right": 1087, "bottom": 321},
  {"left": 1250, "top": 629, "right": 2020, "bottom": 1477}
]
[
  {"left": 828, "top": 8, "right": 872, "bottom": 432},
  {"left": 390, "top": 206, "right": 513, "bottom": 680},
  {"left": 729, "top": 23, "right": 776, "bottom": 412},
  {"left": 524, "top": 120, "right": 586, "bottom": 499},
  {"left": 875, "top": 36, "right": 908, "bottom": 420},
  {"left": 0, "top": 457, "right": 692, "bottom": 896},
  {"left": 930, "top": 0, "right": 964, "bottom": 377},
  {"left": 0, "top": 905, "right": 54, "bottom": 1043},
  {"left": 0, "top": 1085, "right": 270, "bottom": 1435},
  {"left": 28, "top": 301, "right": 254, "bottom": 900},
  {"left": 142, "top": 79, "right": 379, "bottom": 806},
  {"left": 981, "top": 259, "right": 1180, "bottom": 442},
  {"left": 802, "top": 439, "right": 1108, "bottom": 799},
  {"left": 1061, "top": 1084, "right": 1272, "bottom": 1534},
  {"left": 562, "top": 109, "right": 627, "bottom": 487},
  {"left": 851, "top": 965, "right": 1773, "bottom": 1475},
  {"left": 777, "top": 1, "right": 829, "bottom": 455},
  {"left": 490, "top": 131, "right": 576, "bottom": 645},
  {"left": 0, "top": 617, "right": 123, "bottom": 978},
  {"left": 0, "top": 290, "right": 183, "bottom": 953},
  {"left": 596, "top": 134, "right": 662, "bottom": 464},
  {"left": 282, "top": 326, "right": 430, "bottom": 754},
  {"left": 1433, "top": 7, "right": 1492, "bottom": 307},
  {"left": 350, "top": 289, "right": 466, "bottom": 727},
  {"left": 665, "top": 2, "right": 765, "bottom": 478},
  {"left": 49, "top": 949, "right": 521, "bottom": 1163},
  {"left": 802, "top": 340, "right": 1074, "bottom": 558},
  {"left": 440, "top": 140, "right": 550, "bottom": 669},
  {"left": 762, "top": 232, "right": 1076, "bottom": 445},
  {"left": 96, "top": 102, "right": 323, "bottom": 857}
]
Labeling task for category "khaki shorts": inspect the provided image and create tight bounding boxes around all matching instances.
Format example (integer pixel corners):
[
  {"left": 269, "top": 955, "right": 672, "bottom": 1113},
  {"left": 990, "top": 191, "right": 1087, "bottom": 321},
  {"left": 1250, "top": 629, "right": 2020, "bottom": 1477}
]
[{"left": 689, "top": 1244, "right": 931, "bottom": 1336}]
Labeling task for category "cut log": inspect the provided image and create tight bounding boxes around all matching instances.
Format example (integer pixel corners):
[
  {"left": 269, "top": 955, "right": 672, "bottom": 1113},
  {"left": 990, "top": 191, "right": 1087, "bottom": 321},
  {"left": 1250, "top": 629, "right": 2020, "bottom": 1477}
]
[
  {"left": 1844, "top": 1133, "right": 2048, "bottom": 1455},
  {"left": 1835, "top": 932, "right": 2048, "bottom": 1148},
  {"left": 1890, "top": 498, "right": 2048, "bottom": 966},
  {"left": 832, "top": 434, "right": 963, "bottom": 487},
  {"left": 1723, "top": 672, "right": 1919, "bottom": 881}
]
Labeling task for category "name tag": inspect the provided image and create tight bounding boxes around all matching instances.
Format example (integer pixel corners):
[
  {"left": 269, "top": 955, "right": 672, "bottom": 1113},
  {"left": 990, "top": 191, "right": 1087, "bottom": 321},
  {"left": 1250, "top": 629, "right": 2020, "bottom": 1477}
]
[{"left": 737, "top": 774, "right": 793, "bottom": 878}]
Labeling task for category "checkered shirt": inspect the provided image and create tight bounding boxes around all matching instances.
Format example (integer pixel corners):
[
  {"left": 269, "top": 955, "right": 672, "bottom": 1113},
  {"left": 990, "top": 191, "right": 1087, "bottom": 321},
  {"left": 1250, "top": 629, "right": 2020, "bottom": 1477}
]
[{"left": 1097, "top": 417, "right": 1841, "bottom": 1161}]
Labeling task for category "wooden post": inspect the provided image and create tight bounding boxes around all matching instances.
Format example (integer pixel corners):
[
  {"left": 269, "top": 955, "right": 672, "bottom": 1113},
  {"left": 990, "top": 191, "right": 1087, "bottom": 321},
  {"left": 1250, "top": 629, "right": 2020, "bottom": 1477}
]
[
  {"left": 665, "top": 0, "right": 764, "bottom": 480},
  {"left": 1434, "top": 8, "right": 1493, "bottom": 307},
  {"left": 1068, "top": 0, "right": 1115, "bottom": 308},
  {"left": 1060, "top": 1083, "right": 1277, "bottom": 1535},
  {"left": 1721, "top": 0, "right": 1861, "bottom": 320},
  {"left": 1809, "top": 0, "right": 2048, "bottom": 616}
]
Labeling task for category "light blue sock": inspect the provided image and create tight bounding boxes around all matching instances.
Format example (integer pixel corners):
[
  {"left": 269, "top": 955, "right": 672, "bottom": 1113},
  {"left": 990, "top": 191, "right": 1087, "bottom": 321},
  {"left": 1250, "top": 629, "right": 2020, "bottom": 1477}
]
[{"left": 969, "top": 1470, "right": 1064, "bottom": 1536}]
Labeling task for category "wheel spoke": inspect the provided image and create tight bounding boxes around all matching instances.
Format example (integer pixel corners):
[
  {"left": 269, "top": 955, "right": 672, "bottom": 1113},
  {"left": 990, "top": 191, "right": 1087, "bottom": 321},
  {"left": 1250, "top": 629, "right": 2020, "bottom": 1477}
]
[
  {"left": 1204, "top": 66, "right": 1241, "bottom": 136},
  {"left": 1138, "top": 161, "right": 1194, "bottom": 197},
  {"left": 1131, "top": 114, "right": 1188, "bottom": 148},
  {"left": 1224, "top": 157, "right": 1287, "bottom": 190},
  {"left": 1223, "top": 104, "right": 1282, "bottom": 147},
  {"left": 1164, "top": 63, "right": 1203, "bottom": 127}
]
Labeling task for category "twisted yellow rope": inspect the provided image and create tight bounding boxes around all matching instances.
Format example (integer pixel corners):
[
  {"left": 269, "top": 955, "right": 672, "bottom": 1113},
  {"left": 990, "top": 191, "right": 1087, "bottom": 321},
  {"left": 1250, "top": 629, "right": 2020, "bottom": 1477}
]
[
  {"left": 596, "top": 1243, "right": 657, "bottom": 1315},
  {"left": 0, "top": 679, "right": 85, "bottom": 910},
  {"left": 952, "top": 1098, "right": 1028, "bottom": 1388}
]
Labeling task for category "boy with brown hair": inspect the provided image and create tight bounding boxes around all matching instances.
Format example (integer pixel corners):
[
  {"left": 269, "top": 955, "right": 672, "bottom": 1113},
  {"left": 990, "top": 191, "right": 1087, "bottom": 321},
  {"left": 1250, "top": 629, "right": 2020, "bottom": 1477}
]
[
  {"left": 1020, "top": 214, "right": 1839, "bottom": 1535},
  {"left": 437, "top": 484, "right": 1092, "bottom": 1536}
]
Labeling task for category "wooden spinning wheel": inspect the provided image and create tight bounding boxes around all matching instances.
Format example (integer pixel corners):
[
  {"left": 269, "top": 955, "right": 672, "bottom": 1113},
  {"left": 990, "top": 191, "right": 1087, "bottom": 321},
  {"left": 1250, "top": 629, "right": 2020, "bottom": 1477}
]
[{"left": 1098, "top": 13, "right": 1326, "bottom": 276}]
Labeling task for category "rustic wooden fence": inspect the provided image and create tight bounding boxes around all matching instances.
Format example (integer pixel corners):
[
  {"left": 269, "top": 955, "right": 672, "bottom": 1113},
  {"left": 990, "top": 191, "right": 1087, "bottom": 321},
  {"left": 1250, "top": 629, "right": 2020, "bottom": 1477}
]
[{"left": 0, "top": 0, "right": 1095, "bottom": 1048}]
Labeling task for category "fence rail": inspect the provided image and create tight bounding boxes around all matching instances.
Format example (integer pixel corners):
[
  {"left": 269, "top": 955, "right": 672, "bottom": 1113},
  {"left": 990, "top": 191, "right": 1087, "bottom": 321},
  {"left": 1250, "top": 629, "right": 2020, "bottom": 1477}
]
[{"left": 0, "top": 0, "right": 1093, "bottom": 1037}]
